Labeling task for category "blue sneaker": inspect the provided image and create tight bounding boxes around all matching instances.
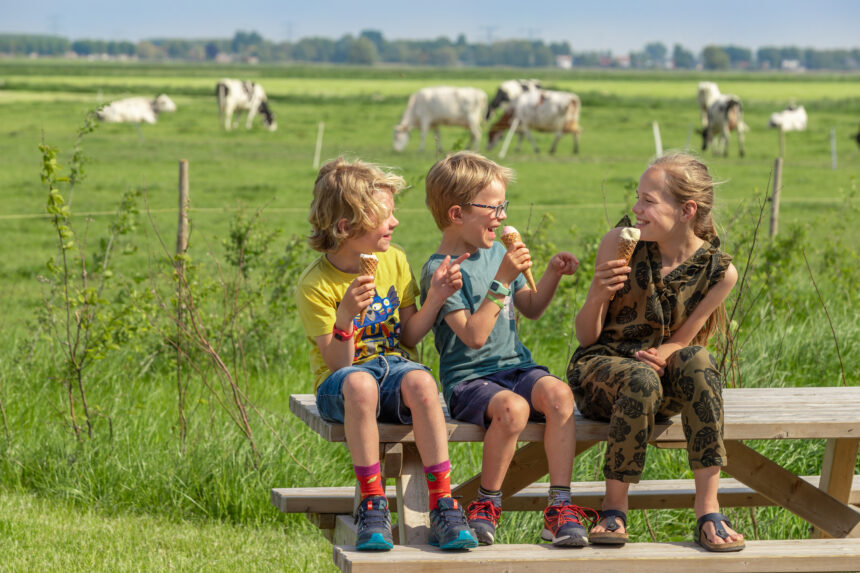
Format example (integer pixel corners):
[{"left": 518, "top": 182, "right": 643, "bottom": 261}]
[
  {"left": 429, "top": 497, "right": 478, "bottom": 549},
  {"left": 466, "top": 498, "right": 501, "bottom": 545},
  {"left": 541, "top": 503, "right": 594, "bottom": 547},
  {"left": 355, "top": 495, "right": 394, "bottom": 551}
]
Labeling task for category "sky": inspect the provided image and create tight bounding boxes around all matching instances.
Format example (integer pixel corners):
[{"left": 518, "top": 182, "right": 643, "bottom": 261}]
[{"left": 2, "top": 0, "right": 859, "bottom": 54}]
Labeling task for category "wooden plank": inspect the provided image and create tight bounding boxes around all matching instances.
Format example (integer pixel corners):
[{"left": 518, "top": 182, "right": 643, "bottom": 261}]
[
  {"left": 381, "top": 443, "right": 403, "bottom": 478},
  {"left": 395, "top": 443, "right": 430, "bottom": 545},
  {"left": 813, "top": 437, "right": 860, "bottom": 538},
  {"left": 333, "top": 539, "right": 860, "bottom": 573},
  {"left": 273, "top": 475, "right": 860, "bottom": 516},
  {"left": 724, "top": 440, "right": 860, "bottom": 538},
  {"left": 291, "top": 388, "right": 860, "bottom": 444}
]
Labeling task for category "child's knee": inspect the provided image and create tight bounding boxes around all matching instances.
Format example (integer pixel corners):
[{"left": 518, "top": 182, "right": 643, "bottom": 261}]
[
  {"left": 534, "top": 377, "right": 574, "bottom": 418},
  {"left": 624, "top": 365, "right": 662, "bottom": 406},
  {"left": 399, "top": 370, "right": 439, "bottom": 404},
  {"left": 488, "top": 393, "right": 530, "bottom": 432},
  {"left": 342, "top": 372, "right": 379, "bottom": 406}
]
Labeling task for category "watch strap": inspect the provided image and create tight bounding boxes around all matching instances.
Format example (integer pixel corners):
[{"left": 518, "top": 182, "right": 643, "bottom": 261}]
[
  {"left": 332, "top": 324, "right": 355, "bottom": 341},
  {"left": 489, "top": 280, "right": 511, "bottom": 297}
]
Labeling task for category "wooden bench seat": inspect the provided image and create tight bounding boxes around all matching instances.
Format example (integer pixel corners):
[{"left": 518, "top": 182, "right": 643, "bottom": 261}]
[
  {"left": 332, "top": 539, "right": 860, "bottom": 573},
  {"left": 281, "top": 386, "right": 860, "bottom": 570},
  {"left": 273, "top": 474, "right": 860, "bottom": 515}
]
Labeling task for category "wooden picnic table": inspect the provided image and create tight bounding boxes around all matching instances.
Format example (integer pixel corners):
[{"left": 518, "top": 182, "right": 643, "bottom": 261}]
[{"left": 279, "top": 386, "right": 860, "bottom": 571}]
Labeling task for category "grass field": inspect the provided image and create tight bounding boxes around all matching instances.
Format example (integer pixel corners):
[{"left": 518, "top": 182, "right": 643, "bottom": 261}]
[{"left": 0, "top": 60, "right": 858, "bottom": 571}]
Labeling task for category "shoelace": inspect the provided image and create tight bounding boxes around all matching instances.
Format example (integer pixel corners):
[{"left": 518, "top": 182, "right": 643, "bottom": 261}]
[
  {"left": 546, "top": 504, "right": 599, "bottom": 528},
  {"left": 356, "top": 502, "right": 390, "bottom": 529},
  {"left": 467, "top": 499, "right": 501, "bottom": 524}
]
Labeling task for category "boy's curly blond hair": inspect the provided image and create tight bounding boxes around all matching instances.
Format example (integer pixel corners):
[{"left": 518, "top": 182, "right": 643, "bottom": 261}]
[
  {"left": 307, "top": 157, "right": 406, "bottom": 253},
  {"left": 425, "top": 151, "right": 515, "bottom": 230}
]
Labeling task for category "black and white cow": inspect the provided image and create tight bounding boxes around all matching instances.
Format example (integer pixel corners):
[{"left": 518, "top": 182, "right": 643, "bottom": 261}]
[
  {"left": 697, "top": 81, "right": 721, "bottom": 128},
  {"left": 486, "top": 89, "right": 581, "bottom": 154},
  {"left": 703, "top": 94, "right": 747, "bottom": 158},
  {"left": 486, "top": 79, "right": 541, "bottom": 120},
  {"left": 768, "top": 104, "right": 808, "bottom": 131},
  {"left": 215, "top": 79, "right": 277, "bottom": 131},
  {"left": 96, "top": 94, "right": 177, "bottom": 124}
]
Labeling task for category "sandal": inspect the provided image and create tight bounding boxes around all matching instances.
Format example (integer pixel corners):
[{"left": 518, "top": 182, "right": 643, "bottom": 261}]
[
  {"left": 694, "top": 512, "right": 745, "bottom": 552},
  {"left": 588, "top": 509, "right": 629, "bottom": 545}
]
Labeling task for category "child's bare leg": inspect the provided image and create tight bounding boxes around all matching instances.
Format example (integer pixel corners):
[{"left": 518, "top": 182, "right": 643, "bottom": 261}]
[
  {"left": 694, "top": 466, "right": 744, "bottom": 544},
  {"left": 400, "top": 370, "right": 449, "bottom": 466},
  {"left": 591, "top": 479, "right": 630, "bottom": 533},
  {"left": 531, "top": 376, "right": 575, "bottom": 486},
  {"left": 343, "top": 372, "right": 381, "bottom": 466},
  {"left": 481, "top": 391, "right": 530, "bottom": 489}
]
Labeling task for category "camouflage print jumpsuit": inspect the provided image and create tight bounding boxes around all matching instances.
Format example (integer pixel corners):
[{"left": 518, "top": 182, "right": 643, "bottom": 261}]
[{"left": 566, "top": 220, "right": 732, "bottom": 483}]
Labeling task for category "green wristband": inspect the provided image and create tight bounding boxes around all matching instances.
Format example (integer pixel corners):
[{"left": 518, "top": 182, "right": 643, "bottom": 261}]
[{"left": 485, "top": 293, "right": 505, "bottom": 310}]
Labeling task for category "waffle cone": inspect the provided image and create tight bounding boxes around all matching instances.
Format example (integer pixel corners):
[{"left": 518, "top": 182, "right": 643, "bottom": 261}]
[
  {"left": 609, "top": 236, "right": 639, "bottom": 301},
  {"left": 500, "top": 231, "right": 537, "bottom": 292},
  {"left": 359, "top": 256, "right": 378, "bottom": 323}
]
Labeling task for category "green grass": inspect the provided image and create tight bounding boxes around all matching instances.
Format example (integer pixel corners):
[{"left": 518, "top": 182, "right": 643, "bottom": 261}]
[{"left": 0, "top": 60, "right": 858, "bottom": 570}]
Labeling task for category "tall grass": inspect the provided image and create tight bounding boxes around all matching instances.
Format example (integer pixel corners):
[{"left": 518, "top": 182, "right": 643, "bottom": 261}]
[{"left": 0, "top": 62, "right": 857, "bottom": 569}]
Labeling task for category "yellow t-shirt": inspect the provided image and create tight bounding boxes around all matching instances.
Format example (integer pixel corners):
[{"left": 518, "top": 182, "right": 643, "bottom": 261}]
[{"left": 296, "top": 245, "right": 420, "bottom": 391}]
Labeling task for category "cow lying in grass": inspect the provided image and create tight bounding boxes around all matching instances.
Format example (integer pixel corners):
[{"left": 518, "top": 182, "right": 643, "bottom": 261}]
[{"left": 96, "top": 94, "right": 177, "bottom": 124}]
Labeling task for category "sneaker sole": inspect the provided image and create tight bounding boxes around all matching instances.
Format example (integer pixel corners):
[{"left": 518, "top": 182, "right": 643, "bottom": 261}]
[
  {"left": 357, "top": 532, "right": 394, "bottom": 551},
  {"left": 541, "top": 528, "right": 588, "bottom": 547},
  {"left": 439, "top": 530, "right": 479, "bottom": 550}
]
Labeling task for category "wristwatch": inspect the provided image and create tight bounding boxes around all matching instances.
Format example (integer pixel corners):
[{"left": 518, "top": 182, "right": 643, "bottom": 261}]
[
  {"left": 488, "top": 280, "right": 511, "bottom": 297},
  {"left": 332, "top": 324, "right": 354, "bottom": 342}
]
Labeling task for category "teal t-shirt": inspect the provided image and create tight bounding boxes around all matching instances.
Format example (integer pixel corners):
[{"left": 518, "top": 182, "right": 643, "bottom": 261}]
[{"left": 420, "top": 241, "right": 535, "bottom": 404}]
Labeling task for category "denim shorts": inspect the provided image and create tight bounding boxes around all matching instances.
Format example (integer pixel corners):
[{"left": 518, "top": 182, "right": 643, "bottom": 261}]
[
  {"left": 448, "top": 366, "right": 553, "bottom": 429},
  {"left": 315, "top": 355, "right": 432, "bottom": 424}
]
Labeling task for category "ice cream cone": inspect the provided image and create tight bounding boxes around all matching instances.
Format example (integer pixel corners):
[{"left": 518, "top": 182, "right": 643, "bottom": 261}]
[
  {"left": 359, "top": 254, "right": 378, "bottom": 323},
  {"left": 500, "top": 226, "right": 537, "bottom": 292},
  {"left": 610, "top": 227, "right": 640, "bottom": 301}
]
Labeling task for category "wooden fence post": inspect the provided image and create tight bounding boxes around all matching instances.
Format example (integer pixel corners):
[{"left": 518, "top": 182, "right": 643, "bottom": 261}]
[
  {"left": 770, "top": 157, "right": 783, "bottom": 238},
  {"left": 652, "top": 121, "right": 663, "bottom": 157},
  {"left": 176, "top": 159, "right": 190, "bottom": 450},
  {"left": 313, "top": 122, "right": 325, "bottom": 170}
]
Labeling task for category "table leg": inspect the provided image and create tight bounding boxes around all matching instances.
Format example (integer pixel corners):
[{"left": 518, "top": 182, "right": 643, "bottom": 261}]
[
  {"left": 452, "top": 441, "right": 598, "bottom": 506},
  {"left": 395, "top": 442, "right": 430, "bottom": 545},
  {"left": 812, "top": 438, "right": 860, "bottom": 539},
  {"left": 723, "top": 440, "right": 860, "bottom": 538}
]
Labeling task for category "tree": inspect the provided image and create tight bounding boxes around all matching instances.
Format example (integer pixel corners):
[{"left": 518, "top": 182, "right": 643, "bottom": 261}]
[
  {"left": 757, "top": 46, "right": 781, "bottom": 69},
  {"left": 205, "top": 42, "right": 219, "bottom": 60},
  {"left": 673, "top": 44, "right": 696, "bottom": 69},
  {"left": 644, "top": 42, "right": 668, "bottom": 67},
  {"left": 702, "top": 45, "right": 730, "bottom": 70},
  {"left": 359, "top": 30, "right": 385, "bottom": 53},
  {"left": 347, "top": 37, "right": 378, "bottom": 65},
  {"left": 722, "top": 45, "right": 752, "bottom": 67}
]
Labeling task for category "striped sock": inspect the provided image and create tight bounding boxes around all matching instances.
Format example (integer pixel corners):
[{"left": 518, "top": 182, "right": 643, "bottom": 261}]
[
  {"left": 477, "top": 486, "right": 502, "bottom": 508},
  {"left": 424, "top": 460, "right": 452, "bottom": 510},
  {"left": 548, "top": 485, "right": 572, "bottom": 507},
  {"left": 354, "top": 461, "right": 385, "bottom": 500}
]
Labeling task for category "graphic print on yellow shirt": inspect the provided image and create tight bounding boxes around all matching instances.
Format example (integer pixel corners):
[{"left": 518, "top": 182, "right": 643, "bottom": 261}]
[{"left": 295, "top": 245, "right": 420, "bottom": 391}]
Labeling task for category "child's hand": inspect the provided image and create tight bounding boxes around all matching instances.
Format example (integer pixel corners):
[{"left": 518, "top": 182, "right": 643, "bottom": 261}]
[
  {"left": 593, "top": 259, "right": 631, "bottom": 299},
  {"left": 549, "top": 252, "right": 579, "bottom": 277},
  {"left": 428, "top": 253, "right": 470, "bottom": 302},
  {"left": 635, "top": 347, "right": 667, "bottom": 376},
  {"left": 337, "top": 275, "right": 376, "bottom": 324},
  {"left": 497, "top": 241, "right": 532, "bottom": 284}
]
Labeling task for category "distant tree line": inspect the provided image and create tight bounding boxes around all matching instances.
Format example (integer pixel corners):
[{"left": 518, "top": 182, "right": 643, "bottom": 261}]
[{"left": 1, "top": 31, "right": 858, "bottom": 70}]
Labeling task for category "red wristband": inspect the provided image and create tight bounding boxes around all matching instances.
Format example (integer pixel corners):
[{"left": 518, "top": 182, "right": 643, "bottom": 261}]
[{"left": 332, "top": 324, "right": 354, "bottom": 342}]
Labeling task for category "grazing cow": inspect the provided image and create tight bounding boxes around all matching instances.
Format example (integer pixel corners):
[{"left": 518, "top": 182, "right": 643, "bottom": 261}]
[
  {"left": 855, "top": 124, "right": 860, "bottom": 149},
  {"left": 392, "top": 86, "right": 487, "bottom": 152},
  {"left": 697, "top": 81, "right": 721, "bottom": 127},
  {"left": 486, "top": 79, "right": 542, "bottom": 120},
  {"left": 703, "top": 94, "right": 747, "bottom": 158},
  {"left": 96, "top": 94, "right": 177, "bottom": 124},
  {"left": 216, "top": 79, "right": 277, "bottom": 131},
  {"left": 768, "top": 104, "right": 808, "bottom": 131},
  {"left": 486, "top": 89, "right": 582, "bottom": 154}
]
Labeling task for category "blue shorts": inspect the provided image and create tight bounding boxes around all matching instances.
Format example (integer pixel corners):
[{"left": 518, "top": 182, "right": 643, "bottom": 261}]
[
  {"left": 448, "top": 366, "right": 553, "bottom": 429},
  {"left": 315, "top": 355, "right": 433, "bottom": 424}
]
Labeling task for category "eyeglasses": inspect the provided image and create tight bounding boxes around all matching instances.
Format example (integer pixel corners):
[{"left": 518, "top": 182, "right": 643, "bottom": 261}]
[{"left": 463, "top": 200, "right": 509, "bottom": 218}]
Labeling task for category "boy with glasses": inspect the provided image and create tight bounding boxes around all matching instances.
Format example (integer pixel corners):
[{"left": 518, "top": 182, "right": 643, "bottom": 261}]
[{"left": 420, "top": 151, "right": 592, "bottom": 547}]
